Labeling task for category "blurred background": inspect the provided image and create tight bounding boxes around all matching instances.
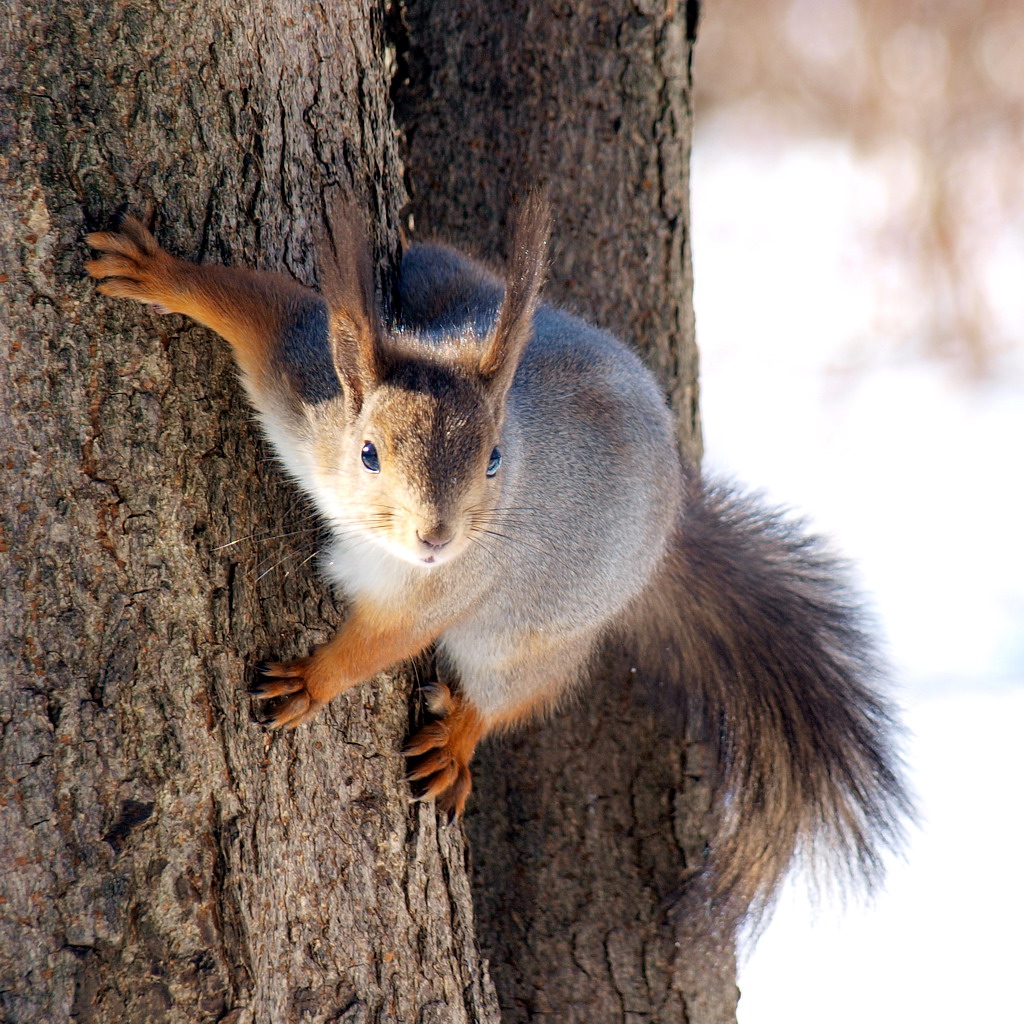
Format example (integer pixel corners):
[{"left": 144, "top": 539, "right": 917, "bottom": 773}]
[{"left": 690, "top": 1, "right": 1024, "bottom": 1020}]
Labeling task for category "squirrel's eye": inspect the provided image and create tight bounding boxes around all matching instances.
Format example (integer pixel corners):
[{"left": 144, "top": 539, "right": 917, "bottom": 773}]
[
  {"left": 361, "top": 441, "right": 380, "bottom": 473},
  {"left": 486, "top": 446, "right": 501, "bottom": 477}
]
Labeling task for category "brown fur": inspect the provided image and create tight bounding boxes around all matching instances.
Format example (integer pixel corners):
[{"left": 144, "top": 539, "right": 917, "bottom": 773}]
[
  {"left": 86, "top": 218, "right": 320, "bottom": 392},
  {"left": 317, "top": 197, "right": 385, "bottom": 411},
  {"left": 404, "top": 683, "right": 487, "bottom": 818},
  {"left": 477, "top": 192, "right": 551, "bottom": 403},
  {"left": 249, "top": 601, "right": 445, "bottom": 729}
]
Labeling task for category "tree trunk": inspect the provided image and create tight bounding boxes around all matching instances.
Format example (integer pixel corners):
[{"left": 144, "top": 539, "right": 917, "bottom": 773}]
[
  {"left": 395, "top": 1, "right": 739, "bottom": 1020},
  {"left": 3, "top": 0, "right": 738, "bottom": 1020},
  {"left": 0, "top": 2, "right": 497, "bottom": 1021}
]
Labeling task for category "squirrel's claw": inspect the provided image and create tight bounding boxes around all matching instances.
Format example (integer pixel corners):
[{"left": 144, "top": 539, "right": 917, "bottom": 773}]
[
  {"left": 248, "top": 660, "right": 308, "bottom": 697},
  {"left": 255, "top": 690, "right": 325, "bottom": 729},
  {"left": 403, "top": 682, "right": 480, "bottom": 819},
  {"left": 418, "top": 681, "right": 456, "bottom": 717},
  {"left": 249, "top": 659, "right": 325, "bottom": 728},
  {"left": 406, "top": 755, "right": 472, "bottom": 820},
  {"left": 85, "top": 218, "right": 173, "bottom": 312}
]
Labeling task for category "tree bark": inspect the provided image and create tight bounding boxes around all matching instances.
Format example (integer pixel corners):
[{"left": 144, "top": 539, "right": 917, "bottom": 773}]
[
  {"left": 1, "top": 2, "right": 497, "bottom": 1021},
  {"left": 396, "top": 1, "right": 739, "bottom": 1020},
  {"left": 3, "top": 0, "right": 739, "bottom": 1020}
]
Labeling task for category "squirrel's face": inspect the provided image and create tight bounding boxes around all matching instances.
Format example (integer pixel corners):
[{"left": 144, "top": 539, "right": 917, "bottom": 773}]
[
  {"left": 312, "top": 196, "right": 546, "bottom": 568},
  {"left": 331, "top": 362, "right": 505, "bottom": 568}
]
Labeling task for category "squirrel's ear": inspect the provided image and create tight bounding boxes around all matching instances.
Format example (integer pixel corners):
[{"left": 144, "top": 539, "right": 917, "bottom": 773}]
[
  {"left": 479, "top": 192, "right": 551, "bottom": 400},
  {"left": 318, "top": 198, "right": 385, "bottom": 413}
]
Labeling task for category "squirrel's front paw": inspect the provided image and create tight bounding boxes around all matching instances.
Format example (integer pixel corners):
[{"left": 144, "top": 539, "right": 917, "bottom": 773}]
[
  {"left": 85, "top": 216, "right": 176, "bottom": 312},
  {"left": 248, "top": 660, "right": 325, "bottom": 729},
  {"left": 403, "top": 683, "right": 484, "bottom": 820}
]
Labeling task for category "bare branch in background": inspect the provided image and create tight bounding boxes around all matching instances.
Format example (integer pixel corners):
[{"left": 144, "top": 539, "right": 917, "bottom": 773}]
[{"left": 696, "top": 0, "right": 1024, "bottom": 375}]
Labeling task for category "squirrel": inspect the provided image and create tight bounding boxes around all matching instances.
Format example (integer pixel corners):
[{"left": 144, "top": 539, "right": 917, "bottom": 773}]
[{"left": 85, "top": 196, "right": 911, "bottom": 919}]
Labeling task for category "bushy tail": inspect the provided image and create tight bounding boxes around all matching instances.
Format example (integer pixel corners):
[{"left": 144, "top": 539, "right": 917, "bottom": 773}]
[{"left": 625, "top": 472, "right": 913, "bottom": 923}]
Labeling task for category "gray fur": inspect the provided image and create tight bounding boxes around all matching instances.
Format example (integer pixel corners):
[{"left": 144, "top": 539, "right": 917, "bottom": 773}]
[
  {"left": 277, "top": 299, "right": 337, "bottom": 404},
  {"left": 85, "top": 200, "right": 913, "bottom": 924},
  {"left": 379, "top": 243, "right": 681, "bottom": 715}
]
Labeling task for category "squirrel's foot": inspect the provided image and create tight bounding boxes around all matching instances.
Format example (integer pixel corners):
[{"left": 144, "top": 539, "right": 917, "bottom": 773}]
[
  {"left": 85, "top": 216, "right": 176, "bottom": 312},
  {"left": 249, "top": 660, "right": 326, "bottom": 729},
  {"left": 403, "top": 683, "right": 486, "bottom": 820}
]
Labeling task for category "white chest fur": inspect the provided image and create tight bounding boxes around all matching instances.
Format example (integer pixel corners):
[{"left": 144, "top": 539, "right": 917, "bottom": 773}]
[{"left": 320, "top": 534, "right": 419, "bottom": 604}]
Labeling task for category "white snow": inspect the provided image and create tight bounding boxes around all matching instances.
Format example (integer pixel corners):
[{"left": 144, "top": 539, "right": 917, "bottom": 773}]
[{"left": 692, "top": 113, "right": 1024, "bottom": 1023}]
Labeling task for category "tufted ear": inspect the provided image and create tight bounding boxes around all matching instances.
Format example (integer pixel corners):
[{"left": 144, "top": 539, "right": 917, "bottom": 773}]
[
  {"left": 318, "top": 197, "right": 386, "bottom": 413},
  {"left": 478, "top": 192, "right": 551, "bottom": 401}
]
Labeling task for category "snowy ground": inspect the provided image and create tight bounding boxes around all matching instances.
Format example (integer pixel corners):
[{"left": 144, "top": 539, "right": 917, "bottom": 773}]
[{"left": 691, "top": 117, "right": 1024, "bottom": 1022}]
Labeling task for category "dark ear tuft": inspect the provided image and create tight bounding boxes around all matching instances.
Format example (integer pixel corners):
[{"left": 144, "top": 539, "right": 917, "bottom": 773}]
[
  {"left": 478, "top": 192, "right": 552, "bottom": 399},
  {"left": 317, "top": 196, "right": 385, "bottom": 412}
]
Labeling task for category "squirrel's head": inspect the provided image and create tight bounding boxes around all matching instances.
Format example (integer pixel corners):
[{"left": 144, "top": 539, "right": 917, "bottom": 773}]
[{"left": 313, "top": 194, "right": 550, "bottom": 568}]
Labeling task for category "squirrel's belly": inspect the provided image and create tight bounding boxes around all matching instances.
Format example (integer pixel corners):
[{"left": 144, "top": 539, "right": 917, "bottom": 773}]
[{"left": 438, "top": 619, "right": 600, "bottom": 718}]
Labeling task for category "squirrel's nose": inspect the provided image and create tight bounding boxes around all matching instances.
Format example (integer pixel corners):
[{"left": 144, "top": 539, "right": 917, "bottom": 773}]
[{"left": 416, "top": 529, "right": 452, "bottom": 551}]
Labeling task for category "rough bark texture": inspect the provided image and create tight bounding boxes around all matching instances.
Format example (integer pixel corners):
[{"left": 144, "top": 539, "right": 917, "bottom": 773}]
[
  {"left": 3, "top": 0, "right": 737, "bottom": 1020},
  {"left": 0, "top": 2, "right": 498, "bottom": 1022},
  {"left": 395, "top": 1, "right": 739, "bottom": 1020}
]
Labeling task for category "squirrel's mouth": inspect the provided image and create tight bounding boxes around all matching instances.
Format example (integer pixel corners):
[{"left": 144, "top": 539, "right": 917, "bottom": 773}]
[
  {"left": 412, "top": 526, "right": 457, "bottom": 566},
  {"left": 413, "top": 541, "right": 462, "bottom": 568},
  {"left": 417, "top": 547, "right": 456, "bottom": 567}
]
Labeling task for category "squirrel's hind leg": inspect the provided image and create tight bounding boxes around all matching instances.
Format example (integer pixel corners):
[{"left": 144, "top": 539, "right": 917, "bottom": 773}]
[
  {"left": 403, "top": 667, "right": 578, "bottom": 819},
  {"left": 408, "top": 629, "right": 597, "bottom": 815},
  {"left": 404, "top": 683, "right": 487, "bottom": 820}
]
